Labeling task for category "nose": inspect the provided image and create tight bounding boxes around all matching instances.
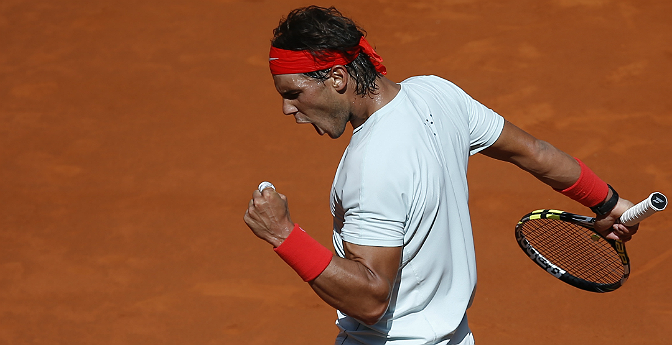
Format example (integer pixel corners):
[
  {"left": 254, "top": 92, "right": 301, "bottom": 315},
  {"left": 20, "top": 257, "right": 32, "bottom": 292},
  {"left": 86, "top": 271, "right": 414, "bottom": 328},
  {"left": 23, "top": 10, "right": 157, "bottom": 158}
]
[{"left": 282, "top": 99, "right": 298, "bottom": 115}]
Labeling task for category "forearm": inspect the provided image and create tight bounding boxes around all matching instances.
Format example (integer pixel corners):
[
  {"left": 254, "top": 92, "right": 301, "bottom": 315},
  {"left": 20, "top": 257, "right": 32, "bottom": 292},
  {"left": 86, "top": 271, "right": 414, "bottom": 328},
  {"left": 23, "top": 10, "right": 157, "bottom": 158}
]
[
  {"left": 507, "top": 139, "right": 580, "bottom": 190},
  {"left": 482, "top": 120, "right": 580, "bottom": 189}
]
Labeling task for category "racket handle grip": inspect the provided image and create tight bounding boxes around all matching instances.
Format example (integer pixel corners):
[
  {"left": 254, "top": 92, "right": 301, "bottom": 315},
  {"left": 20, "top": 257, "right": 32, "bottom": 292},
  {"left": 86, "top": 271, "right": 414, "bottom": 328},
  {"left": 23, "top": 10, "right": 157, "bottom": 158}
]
[{"left": 619, "top": 192, "right": 667, "bottom": 226}]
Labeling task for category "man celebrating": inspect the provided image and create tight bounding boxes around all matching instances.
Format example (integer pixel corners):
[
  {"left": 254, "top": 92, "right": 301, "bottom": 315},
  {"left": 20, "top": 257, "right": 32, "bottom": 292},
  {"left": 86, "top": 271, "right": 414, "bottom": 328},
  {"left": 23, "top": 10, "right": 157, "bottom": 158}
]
[{"left": 244, "top": 6, "right": 637, "bottom": 345}]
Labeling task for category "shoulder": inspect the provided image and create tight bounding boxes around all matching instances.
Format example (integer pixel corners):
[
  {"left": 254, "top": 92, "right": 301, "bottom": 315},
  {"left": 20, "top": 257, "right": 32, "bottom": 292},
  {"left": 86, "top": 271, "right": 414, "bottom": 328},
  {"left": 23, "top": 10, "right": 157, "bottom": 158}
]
[
  {"left": 402, "top": 75, "right": 469, "bottom": 99},
  {"left": 402, "top": 75, "right": 456, "bottom": 89}
]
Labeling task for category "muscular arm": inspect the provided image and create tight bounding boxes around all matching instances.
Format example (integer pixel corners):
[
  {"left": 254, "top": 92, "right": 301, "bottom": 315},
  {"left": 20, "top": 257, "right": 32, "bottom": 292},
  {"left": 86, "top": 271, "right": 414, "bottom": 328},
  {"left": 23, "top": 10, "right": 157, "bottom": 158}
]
[
  {"left": 244, "top": 188, "right": 400, "bottom": 325},
  {"left": 310, "top": 242, "right": 401, "bottom": 325},
  {"left": 480, "top": 120, "right": 580, "bottom": 189},
  {"left": 480, "top": 120, "right": 636, "bottom": 240}
]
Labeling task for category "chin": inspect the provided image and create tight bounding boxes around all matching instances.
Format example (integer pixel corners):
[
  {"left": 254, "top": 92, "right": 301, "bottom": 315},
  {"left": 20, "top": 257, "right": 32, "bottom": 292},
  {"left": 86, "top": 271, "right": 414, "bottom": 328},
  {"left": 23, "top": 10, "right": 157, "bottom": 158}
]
[
  {"left": 327, "top": 129, "right": 346, "bottom": 139},
  {"left": 314, "top": 126, "right": 342, "bottom": 139}
]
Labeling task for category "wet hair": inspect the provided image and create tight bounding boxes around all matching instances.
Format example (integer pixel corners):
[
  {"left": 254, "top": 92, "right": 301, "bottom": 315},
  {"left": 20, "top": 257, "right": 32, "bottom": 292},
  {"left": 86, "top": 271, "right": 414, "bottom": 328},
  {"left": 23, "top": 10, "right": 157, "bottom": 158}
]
[{"left": 271, "top": 6, "right": 382, "bottom": 96}]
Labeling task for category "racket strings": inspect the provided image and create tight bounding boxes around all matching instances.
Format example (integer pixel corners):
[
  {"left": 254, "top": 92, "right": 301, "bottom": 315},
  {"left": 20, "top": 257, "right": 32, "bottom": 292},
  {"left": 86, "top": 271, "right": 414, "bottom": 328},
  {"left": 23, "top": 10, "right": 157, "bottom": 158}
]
[{"left": 521, "top": 219, "right": 624, "bottom": 284}]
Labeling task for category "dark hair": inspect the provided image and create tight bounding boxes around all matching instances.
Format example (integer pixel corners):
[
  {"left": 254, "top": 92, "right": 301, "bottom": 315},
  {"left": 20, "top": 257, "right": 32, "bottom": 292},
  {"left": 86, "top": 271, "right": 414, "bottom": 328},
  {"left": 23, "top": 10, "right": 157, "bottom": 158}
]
[{"left": 271, "top": 6, "right": 382, "bottom": 96}]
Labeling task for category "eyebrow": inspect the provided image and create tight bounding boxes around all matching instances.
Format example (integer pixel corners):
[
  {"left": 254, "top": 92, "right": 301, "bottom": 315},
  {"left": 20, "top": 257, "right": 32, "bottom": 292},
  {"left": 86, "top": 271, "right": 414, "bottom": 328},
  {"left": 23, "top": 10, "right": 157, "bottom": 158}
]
[{"left": 279, "top": 89, "right": 301, "bottom": 98}]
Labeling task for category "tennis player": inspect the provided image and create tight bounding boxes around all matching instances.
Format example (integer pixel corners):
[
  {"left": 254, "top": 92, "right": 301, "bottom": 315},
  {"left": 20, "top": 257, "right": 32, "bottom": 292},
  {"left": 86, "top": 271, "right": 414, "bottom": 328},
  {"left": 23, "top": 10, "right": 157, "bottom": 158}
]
[{"left": 243, "top": 6, "right": 638, "bottom": 345}]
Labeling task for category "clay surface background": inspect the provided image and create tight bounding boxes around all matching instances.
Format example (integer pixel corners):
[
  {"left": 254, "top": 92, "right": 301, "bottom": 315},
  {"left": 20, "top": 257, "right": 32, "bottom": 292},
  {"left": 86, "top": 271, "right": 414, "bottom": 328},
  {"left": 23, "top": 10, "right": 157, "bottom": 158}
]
[{"left": 1, "top": 0, "right": 671, "bottom": 344}]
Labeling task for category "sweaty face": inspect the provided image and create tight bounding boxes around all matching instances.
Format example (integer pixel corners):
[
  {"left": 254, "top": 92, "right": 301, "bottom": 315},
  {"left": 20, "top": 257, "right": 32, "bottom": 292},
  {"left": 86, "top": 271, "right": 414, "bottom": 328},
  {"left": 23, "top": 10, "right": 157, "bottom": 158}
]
[{"left": 273, "top": 73, "right": 350, "bottom": 139}]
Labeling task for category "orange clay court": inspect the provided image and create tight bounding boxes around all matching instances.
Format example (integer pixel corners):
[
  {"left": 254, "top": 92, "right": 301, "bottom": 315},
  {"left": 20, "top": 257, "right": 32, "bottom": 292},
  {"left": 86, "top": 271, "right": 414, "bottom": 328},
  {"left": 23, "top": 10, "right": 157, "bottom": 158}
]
[{"left": 1, "top": 1, "right": 671, "bottom": 344}]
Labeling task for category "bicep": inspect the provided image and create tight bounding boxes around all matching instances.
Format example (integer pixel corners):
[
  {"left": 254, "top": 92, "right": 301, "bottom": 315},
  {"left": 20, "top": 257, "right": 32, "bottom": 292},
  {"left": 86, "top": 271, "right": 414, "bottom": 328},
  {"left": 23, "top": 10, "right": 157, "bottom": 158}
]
[
  {"left": 308, "top": 241, "right": 402, "bottom": 325},
  {"left": 342, "top": 241, "right": 402, "bottom": 290},
  {"left": 480, "top": 120, "right": 543, "bottom": 163}
]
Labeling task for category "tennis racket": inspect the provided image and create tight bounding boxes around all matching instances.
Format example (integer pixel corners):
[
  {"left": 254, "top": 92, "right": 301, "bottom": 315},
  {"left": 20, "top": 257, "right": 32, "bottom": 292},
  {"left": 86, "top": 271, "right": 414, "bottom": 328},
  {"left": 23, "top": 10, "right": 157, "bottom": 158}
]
[{"left": 515, "top": 192, "right": 667, "bottom": 293}]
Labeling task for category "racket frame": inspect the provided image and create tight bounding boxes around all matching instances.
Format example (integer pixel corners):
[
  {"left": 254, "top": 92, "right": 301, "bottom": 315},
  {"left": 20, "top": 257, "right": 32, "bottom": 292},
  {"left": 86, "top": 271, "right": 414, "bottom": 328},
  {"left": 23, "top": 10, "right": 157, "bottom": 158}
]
[{"left": 515, "top": 209, "right": 630, "bottom": 293}]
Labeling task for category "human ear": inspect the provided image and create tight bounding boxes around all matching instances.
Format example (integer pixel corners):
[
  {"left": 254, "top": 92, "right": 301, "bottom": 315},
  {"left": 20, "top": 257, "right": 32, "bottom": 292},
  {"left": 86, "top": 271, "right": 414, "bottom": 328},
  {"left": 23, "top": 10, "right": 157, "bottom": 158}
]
[{"left": 329, "top": 65, "right": 349, "bottom": 92}]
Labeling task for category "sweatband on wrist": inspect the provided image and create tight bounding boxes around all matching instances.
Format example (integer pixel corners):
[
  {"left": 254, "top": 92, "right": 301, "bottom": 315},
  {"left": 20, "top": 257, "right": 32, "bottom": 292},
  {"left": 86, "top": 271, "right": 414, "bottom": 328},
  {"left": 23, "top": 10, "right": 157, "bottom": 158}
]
[
  {"left": 273, "top": 224, "right": 333, "bottom": 282},
  {"left": 555, "top": 158, "right": 609, "bottom": 208}
]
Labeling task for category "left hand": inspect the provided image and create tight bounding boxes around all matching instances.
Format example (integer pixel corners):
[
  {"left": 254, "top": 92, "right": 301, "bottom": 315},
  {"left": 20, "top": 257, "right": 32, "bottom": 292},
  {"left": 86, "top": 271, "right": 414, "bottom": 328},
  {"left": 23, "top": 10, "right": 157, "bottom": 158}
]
[
  {"left": 594, "top": 197, "right": 639, "bottom": 242},
  {"left": 243, "top": 186, "right": 295, "bottom": 248}
]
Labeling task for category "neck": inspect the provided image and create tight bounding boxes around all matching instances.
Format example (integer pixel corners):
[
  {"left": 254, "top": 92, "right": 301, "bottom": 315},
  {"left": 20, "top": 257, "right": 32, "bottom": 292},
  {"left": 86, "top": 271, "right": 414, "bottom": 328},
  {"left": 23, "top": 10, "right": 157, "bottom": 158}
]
[{"left": 349, "top": 76, "right": 401, "bottom": 129}]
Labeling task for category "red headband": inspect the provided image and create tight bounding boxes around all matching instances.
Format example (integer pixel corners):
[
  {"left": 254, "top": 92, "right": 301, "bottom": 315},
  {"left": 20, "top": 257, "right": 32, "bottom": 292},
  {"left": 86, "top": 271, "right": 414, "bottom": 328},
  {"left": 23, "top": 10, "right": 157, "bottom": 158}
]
[{"left": 269, "top": 36, "right": 386, "bottom": 75}]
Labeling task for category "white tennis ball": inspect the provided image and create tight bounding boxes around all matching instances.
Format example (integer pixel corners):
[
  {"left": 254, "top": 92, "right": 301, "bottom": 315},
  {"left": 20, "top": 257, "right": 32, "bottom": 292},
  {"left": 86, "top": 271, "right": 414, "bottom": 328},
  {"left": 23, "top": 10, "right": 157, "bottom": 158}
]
[{"left": 258, "top": 181, "right": 275, "bottom": 193}]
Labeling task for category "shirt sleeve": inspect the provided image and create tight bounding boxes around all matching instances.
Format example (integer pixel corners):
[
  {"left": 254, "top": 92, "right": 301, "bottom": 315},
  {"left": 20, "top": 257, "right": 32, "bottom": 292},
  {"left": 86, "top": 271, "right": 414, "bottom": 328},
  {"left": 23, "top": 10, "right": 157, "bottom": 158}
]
[
  {"left": 336, "top": 120, "right": 415, "bottom": 248},
  {"left": 409, "top": 75, "right": 504, "bottom": 155},
  {"left": 338, "top": 153, "right": 409, "bottom": 247},
  {"left": 466, "top": 96, "right": 504, "bottom": 155}
]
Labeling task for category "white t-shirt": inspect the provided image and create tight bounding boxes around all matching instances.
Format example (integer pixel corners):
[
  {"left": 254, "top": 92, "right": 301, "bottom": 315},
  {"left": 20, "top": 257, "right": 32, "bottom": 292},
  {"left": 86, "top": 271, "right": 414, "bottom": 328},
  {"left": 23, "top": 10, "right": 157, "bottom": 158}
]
[{"left": 331, "top": 75, "right": 504, "bottom": 345}]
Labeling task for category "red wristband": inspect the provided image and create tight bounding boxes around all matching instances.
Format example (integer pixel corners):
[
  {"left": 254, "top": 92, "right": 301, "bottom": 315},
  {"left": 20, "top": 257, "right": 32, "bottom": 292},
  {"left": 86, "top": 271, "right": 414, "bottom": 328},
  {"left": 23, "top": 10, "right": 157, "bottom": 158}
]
[
  {"left": 555, "top": 158, "right": 609, "bottom": 207},
  {"left": 274, "top": 224, "right": 333, "bottom": 282}
]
